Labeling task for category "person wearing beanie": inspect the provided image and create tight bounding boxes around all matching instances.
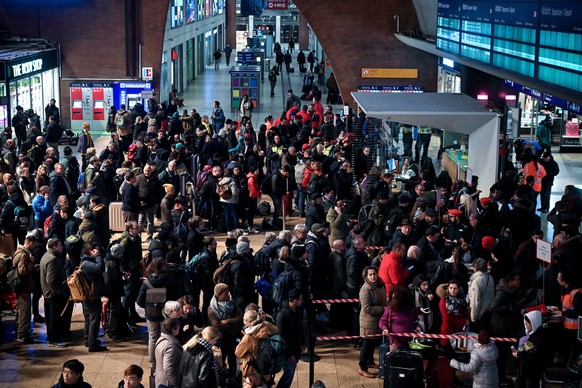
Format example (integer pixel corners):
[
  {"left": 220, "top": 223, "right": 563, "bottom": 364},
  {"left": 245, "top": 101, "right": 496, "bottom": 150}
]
[
  {"left": 481, "top": 236, "right": 496, "bottom": 251},
  {"left": 217, "top": 240, "right": 254, "bottom": 312},
  {"left": 450, "top": 329, "right": 499, "bottom": 388}
]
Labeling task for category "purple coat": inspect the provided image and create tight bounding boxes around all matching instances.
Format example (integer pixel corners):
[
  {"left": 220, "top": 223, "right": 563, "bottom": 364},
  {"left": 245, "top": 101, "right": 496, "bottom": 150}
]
[{"left": 379, "top": 305, "right": 418, "bottom": 349}]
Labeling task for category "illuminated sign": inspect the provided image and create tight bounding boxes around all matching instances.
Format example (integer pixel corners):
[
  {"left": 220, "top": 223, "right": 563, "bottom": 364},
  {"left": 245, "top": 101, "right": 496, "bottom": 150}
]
[
  {"left": 267, "top": 0, "right": 288, "bottom": 10},
  {"left": 361, "top": 68, "right": 419, "bottom": 78},
  {"left": 142, "top": 67, "right": 153, "bottom": 81},
  {"left": 11, "top": 59, "right": 43, "bottom": 77}
]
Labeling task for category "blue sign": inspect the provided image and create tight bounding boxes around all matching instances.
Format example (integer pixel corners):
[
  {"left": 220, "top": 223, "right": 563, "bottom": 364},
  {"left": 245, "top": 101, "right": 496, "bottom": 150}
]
[
  {"left": 237, "top": 51, "right": 255, "bottom": 64},
  {"left": 113, "top": 81, "right": 153, "bottom": 111},
  {"left": 504, "top": 79, "right": 582, "bottom": 115},
  {"left": 358, "top": 86, "right": 424, "bottom": 93},
  {"left": 540, "top": 2, "right": 582, "bottom": 32}
]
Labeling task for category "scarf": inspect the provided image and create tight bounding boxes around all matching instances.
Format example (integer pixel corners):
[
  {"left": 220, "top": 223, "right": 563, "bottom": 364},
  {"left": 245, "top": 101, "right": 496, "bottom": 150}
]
[
  {"left": 197, "top": 337, "right": 220, "bottom": 385},
  {"left": 209, "top": 295, "right": 235, "bottom": 321},
  {"left": 445, "top": 291, "right": 467, "bottom": 316}
]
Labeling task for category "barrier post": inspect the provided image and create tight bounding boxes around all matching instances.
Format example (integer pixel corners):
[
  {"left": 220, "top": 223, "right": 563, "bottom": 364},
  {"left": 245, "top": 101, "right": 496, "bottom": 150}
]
[{"left": 308, "top": 302, "right": 315, "bottom": 387}]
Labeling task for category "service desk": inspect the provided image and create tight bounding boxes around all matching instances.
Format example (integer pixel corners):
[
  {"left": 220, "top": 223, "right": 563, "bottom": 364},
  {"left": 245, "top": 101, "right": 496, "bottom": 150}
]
[{"left": 442, "top": 149, "right": 468, "bottom": 181}]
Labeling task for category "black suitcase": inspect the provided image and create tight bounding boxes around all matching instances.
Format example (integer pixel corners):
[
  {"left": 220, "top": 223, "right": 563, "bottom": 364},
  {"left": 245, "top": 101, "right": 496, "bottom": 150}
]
[
  {"left": 378, "top": 339, "right": 389, "bottom": 378},
  {"left": 383, "top": 349, "right": 424, "bottom": 388}
]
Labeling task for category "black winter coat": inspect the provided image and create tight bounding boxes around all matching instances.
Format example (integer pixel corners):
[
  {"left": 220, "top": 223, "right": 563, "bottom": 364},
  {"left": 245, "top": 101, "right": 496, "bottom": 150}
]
[
  {"left": 275, "top": 301, "right": 304, "bottom": 358},
  {"left": 345, "top": 247, "right": 370, "bottom": 293},
  {"left": 180, "top": 342, "right": 219, "bottom": 388}
]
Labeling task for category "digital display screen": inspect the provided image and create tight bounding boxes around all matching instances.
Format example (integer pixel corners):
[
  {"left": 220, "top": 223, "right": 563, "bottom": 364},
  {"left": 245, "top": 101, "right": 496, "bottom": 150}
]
[
  {"left": 436, "top": 0, "right": 582, "bottom": 98},
  {"left": 72, "top": 101, "right": 82, "bottom": 109}
]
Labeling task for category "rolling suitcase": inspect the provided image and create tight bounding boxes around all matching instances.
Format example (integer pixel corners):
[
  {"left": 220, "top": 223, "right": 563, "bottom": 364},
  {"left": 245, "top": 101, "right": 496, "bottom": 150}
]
[
  {"left": 383, "top": 349, "right": 424, "bottom": 388},
  {"left": 425, "top": 354, "right": 454, "bottom": 388},
  {"left": 378, "top": 337, "right": 389, "bottom": 378}
]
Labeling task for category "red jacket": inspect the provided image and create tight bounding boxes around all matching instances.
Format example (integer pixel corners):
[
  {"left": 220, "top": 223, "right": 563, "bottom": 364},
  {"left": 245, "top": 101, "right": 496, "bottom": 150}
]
[
  {"left": 247, "top": 172, "right": 260, "bottom": 199},
  {"left": 378, "top": 251, "right": 410, "bottom": 296},
  {"left": 302, "top": 166, "right": 314, "bottom": 189},
  {"left": 439, "top": 297, "right": 469, "bottom": 345}
]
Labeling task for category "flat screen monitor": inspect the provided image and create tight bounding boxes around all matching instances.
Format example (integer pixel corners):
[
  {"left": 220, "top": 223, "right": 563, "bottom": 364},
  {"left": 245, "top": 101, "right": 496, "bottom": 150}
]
[
  {"left": 94, "top": 101, "right": 104, "bottom": 109},
  {"left": 72, "top": 101, "right": 82, "bottom": 109}
]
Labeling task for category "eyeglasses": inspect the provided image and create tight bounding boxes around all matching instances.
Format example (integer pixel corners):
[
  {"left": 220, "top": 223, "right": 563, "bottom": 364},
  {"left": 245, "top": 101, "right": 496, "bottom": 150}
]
[{"left": 62, "top": 369, "right": 78, "bottom": 375}]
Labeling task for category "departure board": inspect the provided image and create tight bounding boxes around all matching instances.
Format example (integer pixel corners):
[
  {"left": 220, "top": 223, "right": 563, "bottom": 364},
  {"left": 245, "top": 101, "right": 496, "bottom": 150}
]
[{"left": 436, "top": 0, "right": 582, "bottom": 98}]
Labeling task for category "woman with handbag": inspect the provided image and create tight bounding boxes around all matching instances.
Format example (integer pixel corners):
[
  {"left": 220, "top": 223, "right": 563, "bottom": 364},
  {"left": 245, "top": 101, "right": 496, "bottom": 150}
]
[
  {"left": 358, "top": 266, "right": 386, "bottom": 378},
  {"left": 379, "top": 285, "right": 421, "bottom": 350}
]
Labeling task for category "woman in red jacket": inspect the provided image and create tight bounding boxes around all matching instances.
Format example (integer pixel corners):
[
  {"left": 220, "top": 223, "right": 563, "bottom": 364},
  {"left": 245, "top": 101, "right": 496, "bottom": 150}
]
[
  {"left": 437, "top": 279, "right": 469, "bottom": 346},
  {"left": 245, "top": 167, "right": 261, "bottom": 234}
]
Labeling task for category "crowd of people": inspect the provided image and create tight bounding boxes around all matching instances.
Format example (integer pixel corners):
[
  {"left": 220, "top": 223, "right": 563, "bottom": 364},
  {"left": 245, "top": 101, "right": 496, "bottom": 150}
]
[{"left": 1, "top": 88, "right": 581, "bottom": 388}]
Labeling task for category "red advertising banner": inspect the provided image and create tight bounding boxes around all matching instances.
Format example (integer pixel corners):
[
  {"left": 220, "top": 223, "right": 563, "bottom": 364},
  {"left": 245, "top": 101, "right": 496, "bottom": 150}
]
[{"left": 267, "top": 0, "right": 288, "bottom": 10}]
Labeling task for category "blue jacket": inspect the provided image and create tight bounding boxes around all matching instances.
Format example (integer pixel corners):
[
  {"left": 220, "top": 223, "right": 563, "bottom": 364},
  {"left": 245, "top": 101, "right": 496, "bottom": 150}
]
[{"left": 32, "top": 193, "right": 52, "bottom": 222}]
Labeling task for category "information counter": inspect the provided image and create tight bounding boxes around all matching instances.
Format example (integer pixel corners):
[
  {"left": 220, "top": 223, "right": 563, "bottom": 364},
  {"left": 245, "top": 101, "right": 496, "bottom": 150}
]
[{"left": 442, "top": 149, "right": 468, "bottom": 181}]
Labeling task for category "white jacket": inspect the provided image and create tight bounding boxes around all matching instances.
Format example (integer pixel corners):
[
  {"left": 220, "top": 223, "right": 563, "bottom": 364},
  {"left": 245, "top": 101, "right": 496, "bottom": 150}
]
[
  {"left": 451, "top": 341, "right": 499, "bottom": 388},
  {"left": 467, "top": 270, "right": 495, "bottom": 322}
]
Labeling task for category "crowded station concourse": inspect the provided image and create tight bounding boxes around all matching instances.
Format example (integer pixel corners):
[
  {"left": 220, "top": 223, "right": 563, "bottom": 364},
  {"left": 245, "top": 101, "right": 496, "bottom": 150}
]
[{"left": 1, "top": 54, "right": 581, "bottom": 388}]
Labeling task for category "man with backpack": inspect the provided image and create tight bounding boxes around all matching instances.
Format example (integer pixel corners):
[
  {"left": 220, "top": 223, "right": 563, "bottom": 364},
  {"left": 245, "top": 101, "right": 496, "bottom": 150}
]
[
  {"left": 114, "top": 104, "right": 132, "bottom": 153},
  {"left": 1, "top": 183, "right": 29, "bottom": 245},
  {"left": 103, "top": 243, "right": 131, "bottom": 340},
  {"left": 216, "top": 241, "right": 255, "bottom": 311},
  {"left": 275, "top": 288, "right": 305, "bottom": 388},
  {"left": 11, "top": 236, "right": 37, "bottom": 344},
  {"left": 188, "top": 236, "right": 218, "bottom": 325},
  {"left": 268, "top": 165, "right": 291, "bottom": 230},
  {"left": 119, "top": 221, "right": 146, "bottom": 324},
  {"left": 268, "top": 65, "right": 279, "bottom": 97},
  {"left": 80, "top": 241, "right": 107, "bottom": 352}
]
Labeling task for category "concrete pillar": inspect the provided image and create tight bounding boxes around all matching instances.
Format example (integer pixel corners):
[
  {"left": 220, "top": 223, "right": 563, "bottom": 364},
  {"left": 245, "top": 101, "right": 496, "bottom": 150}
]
[
  {"left": 249, "top": 15, "right": 254, "bottom": 36},
  {"left": 226, "top": 0, "right": 236, "bottom": 47},
  {"left": 275, "top": 15, "right": 281, "bottom": 45}
]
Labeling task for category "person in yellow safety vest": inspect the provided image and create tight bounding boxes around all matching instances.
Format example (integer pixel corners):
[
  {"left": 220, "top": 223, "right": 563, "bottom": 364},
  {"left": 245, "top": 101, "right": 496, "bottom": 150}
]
[
  {"left": 522, "top": 155, "right": 546, "bottom": 195},
  {"left": 557, "top": 270, "right": 582, "bottom": 384}
]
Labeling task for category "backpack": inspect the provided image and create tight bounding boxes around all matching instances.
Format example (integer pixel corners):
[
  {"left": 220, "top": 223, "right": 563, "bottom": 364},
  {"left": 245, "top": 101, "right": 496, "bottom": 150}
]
[
  {"left": 77, "top": 171, "right": 86, "bottom": 190},
  {"left": 252, "top": 334, "right": 287, "bottom": 375},
  {"left": 213, "top": 258, "right": 234, "bottom": 286},
  {"left": 7, "top": 200, "right": 30, "bottom": 231},
  {"left": 64, "top": 234, "right": 84, "bottom": 265},
  {"left": 174, "top": 211, "right": 189, "bottom": 238},
  {"left": 26, "top": 144, "right": 38, "bottom": 158},
  {"left": 143, "top": 278, "right": 167, "bottom": 320},
  {"left": 257, "top": 201, "right": 271, "bottom": 216},
  {"left": 272, "top": 269, "right": 292, "bottom": 305},
  {"left": 115, "top": 113, "right": 125, "bottom": 127},
  {"left": 5, "top": 251, "right": 25, "bottom": 293},
  {"left": 294, "top": 160, "right": 306, "bottom": 185},
  {"left": 357, "top": 204, "right": 374, "bottom": 227},
  {"left": 195, "top": 169, "right": 211, "bottom": 192},
  {"left": 67, "top": 264, "right": 94, "bottom": 303},
  {"left": 217, "top": 183, "right": 233, "bottom": 200},
  {"left": 306, "top": 175, "right": 321, "bottom": 195},
  {"left": 186, "top": 251, "right": 206, "bottom": 281},
  {"left": 253, "top": 247, "right": 271, "bottom": 276},
  {"left": 43, "top": 215, "right": 53, "bottom": 239},
  {"left": 268, "top": 69, "right": 276, "bottom": 82},
  {"left": 103, "top": 256, "right": 120, "bottom": 297},
  {"left": 128, "top": 143, "right": 138, "bottom": 161},
  {"left": 260, "top": 174, "right": 274, "bottom": 195}
]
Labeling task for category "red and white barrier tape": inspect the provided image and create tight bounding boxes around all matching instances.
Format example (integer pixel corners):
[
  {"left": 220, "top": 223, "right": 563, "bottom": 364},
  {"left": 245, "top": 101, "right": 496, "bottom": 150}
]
[
  {"left": 312, "top": 298, "right": 359, "bottom": 304},
  {"left": 315, "top": 332, "right": 517, "bottom": 342},
  {"left": 366, "top": 246, "right": 387, "bottom": 250}
]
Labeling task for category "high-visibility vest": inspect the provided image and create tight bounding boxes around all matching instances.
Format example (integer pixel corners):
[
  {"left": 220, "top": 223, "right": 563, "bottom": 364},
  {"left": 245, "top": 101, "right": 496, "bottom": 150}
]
[
  {"left": 523, "top": 162, "right": 546, "bottom": 192},
  {"left": 418, "top": 127, "right": 431, "bottom": 135},
  {"left": 562, "top": 288, "right": 582, "bottom": 330}
]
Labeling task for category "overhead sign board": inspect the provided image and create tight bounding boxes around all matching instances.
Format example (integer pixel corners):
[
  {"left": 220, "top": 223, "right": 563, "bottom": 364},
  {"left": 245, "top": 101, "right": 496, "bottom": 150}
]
[{"left": 361, "top": 68, "right": 418, "bottom": 78}]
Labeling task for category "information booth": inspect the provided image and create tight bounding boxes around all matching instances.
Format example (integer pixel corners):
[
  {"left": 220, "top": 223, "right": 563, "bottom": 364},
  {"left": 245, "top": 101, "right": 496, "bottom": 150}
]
[{"left": 229, "top": 65, "right": 261, "bottom": 111}]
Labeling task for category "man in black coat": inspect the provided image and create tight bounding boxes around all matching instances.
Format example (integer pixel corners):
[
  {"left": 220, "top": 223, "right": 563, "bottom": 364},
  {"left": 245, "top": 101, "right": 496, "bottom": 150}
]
[
  {"left": 44, "top": 115, "right": 64, "bottom": 150},
  {"left": 275, "top": 289, "right": 305, "bottom": 388},
  {"left": 135, "top": 162, "right": 163, "bottom": 241},
  {"left": 305, "top": 193, "right": 325, "bottom": 230},
  {"left": 49, "top": 163, "right": 71, "bottom": 207},
  {"left": 539, "top": 151, "right": 559, "bottom": 213},
  {"left": 270, "top": 165, "right": 291, "bottom": 228},
  {"left": 345, "top": 236, "right": 370, "bottom": 335}
]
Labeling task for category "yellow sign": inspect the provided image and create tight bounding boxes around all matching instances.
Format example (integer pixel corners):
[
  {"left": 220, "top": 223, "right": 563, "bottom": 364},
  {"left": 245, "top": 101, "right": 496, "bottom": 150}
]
[{"left": 361, "top": 68, "right": 418, "bottom": 78}]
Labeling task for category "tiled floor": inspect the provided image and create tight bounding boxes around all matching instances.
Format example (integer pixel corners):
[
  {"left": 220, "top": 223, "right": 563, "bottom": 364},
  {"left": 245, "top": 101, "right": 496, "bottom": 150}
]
[{"left": 1, "top": 55, "right": 580, "bottom": 387}]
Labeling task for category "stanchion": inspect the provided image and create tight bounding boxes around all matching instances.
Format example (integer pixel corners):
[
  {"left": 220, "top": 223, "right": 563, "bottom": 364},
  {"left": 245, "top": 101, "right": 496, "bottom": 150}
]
[{"left": 309, "top": 328, "right": 315, "bottom": 387}]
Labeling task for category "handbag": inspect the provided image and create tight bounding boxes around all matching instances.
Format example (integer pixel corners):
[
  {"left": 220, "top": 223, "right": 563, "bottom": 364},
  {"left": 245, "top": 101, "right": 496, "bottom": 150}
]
[{"left": 0, "top": 234, "right": 15, "bottom": 256}]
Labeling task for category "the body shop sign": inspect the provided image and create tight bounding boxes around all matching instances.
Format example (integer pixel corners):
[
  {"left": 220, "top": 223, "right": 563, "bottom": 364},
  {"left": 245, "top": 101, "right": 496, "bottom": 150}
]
[
  {"left": 7, "top": 49, "right": 59, "bottom": 81},
  {"left": 267, "top": 0, "right": 288, "bottom": 10}
]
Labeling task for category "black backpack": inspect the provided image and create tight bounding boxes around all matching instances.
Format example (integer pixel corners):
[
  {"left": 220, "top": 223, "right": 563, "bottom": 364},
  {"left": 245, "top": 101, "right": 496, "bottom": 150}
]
[
  {"left": 143, "top": 279, "right": 167, "bottom": 320},
  {"left": 268, "top": 70, "right": 276, "bottom": 82},
  {"left": 260, "top": 174, "right": 274, "bottom": 195},
  {"left": 252, "top": 334, "right": 287, "bottom": 375}
]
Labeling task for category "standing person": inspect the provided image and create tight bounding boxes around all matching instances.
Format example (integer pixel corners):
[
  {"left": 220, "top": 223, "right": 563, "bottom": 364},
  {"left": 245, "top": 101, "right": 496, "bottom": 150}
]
[
  {"left": 536, "top": 115, "right": 552, "bottom": 154},
  {"left": 121, "top": 171, "right": 140, "bottom": 222},
  {"left": 512, "top": 310, "right": 551, "bottom": 388},
  {"left": 269, "top": 165, "right": 291, "bottom": 229},
  {"left": 213, "top": 49, "right": 222, "bottom": 70},
  {"left": 297, "top": 50, "right": 306, "bottom": 73},
  {"left": 239, "top": 95, "right": 254, "bottom": 119},
  {"left": 40, "top": 238, "right": 71, "bottom": 347},
  {"left": 235, "top": 310, "right": 279, "bottom": 387},
  {"left": 288, "top": 38, "right": 295, "bottom": 52},
  {"left": 415, "top": 126, "right": 432, "bottom": 163},
  {"left": 180, "top": 326, "right": 221, "bottom": 388},
  {"left": 77, "top": 122, "right": 94, "bottom": 171},
  {"left": 284, "top": 50, "right": 292, "bottom": 73},
  {"left": 450, "top": 330, "right": 499, "bottom": 388},
  {"left": 268, "top": 66, "right": 279, "bottom": 97},
  {"left": 307, "top": 50, "right": 316, "bottom": 72},
  {"left": 358, "top": 266, "right": 386, "bottom": 378},
  {"left": 284, "top": 89, "right": 300, "bottom": 112},
  {"left": 115, "top": 104, "right": 132, "bottom": 153},
  {"left": 53, "top": 359, "right": 91, "bottom": 388},
  {"left": 135, "top": 162, "right": 163, "bottom": 242},
  {"left": 104, "top": 244, "right": 130, "bottom": 340},
  {"left": 49, "top": 163, "right": 72, "bottom": 207},
  {"left": 273, "top": 289, "right": 305, "bottom": 388},
  {"left": 224, "top": 43, "right": 233, "bottom": 66},
  {"left": 119, "top": 221, "right": 145, "bottom": 323},
  {"left": 437, "top": 279, "right": 469, "bottom": 346},
  {"left": 467, "top": 258, "right": 495, "bottom": 332},
  {"left": 346, "top": 236, "right": 371, "bottom": 336},
  {"left": 154, "top": 317, "right": 183, "bottom": 388},
  {"left": 246, "top": 167, "right": 261, "bottom": 234},
  {"left": 107, "top": 106, "right": 117, "bottom": 133},
  {"left": 0, "top": 184, "right": 29, "bottom": 247},
  {"left": 12, "top": 236, "right": 37, "bottom": 344},
  {"left": 192, "top": 236, "right": 219, "bottom": 325},
  {"left": 379, "top": 285, "right": 421, "bottom": 350},
  {"left": 211, "top": 100, "right": 225, "bottom": 133},
  {"left": 275, "top": 50, "right": 285, "bottom": 73},
  {"left": 45, "top": 98, "right": 60, "bottom": 127},
  {"left": 80, "top": 242, "right": 107, "bottom": 352},
  {"left": 538, "top": 151, "right": 559, "bottom": 213}
]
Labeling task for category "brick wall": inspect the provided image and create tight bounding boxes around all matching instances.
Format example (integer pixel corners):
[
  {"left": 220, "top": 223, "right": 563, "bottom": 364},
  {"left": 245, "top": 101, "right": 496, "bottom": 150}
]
[{"left": 293, "top": 0, "right": 437, "bottom": 105}]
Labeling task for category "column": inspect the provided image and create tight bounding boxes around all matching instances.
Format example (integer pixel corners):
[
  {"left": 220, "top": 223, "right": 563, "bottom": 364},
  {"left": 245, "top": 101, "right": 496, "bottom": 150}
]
[
  {"left": 275, "top": 15, "right": 281, "bottom": 45},
  {"left": 298, "top": 12, "right": 308, "bottom": 50}
]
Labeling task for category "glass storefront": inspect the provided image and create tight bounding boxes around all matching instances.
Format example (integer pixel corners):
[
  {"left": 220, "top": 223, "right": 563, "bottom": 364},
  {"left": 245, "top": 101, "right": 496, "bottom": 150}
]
[{"left": 0, "top": 49, "right": 60, "bottom": 129}]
